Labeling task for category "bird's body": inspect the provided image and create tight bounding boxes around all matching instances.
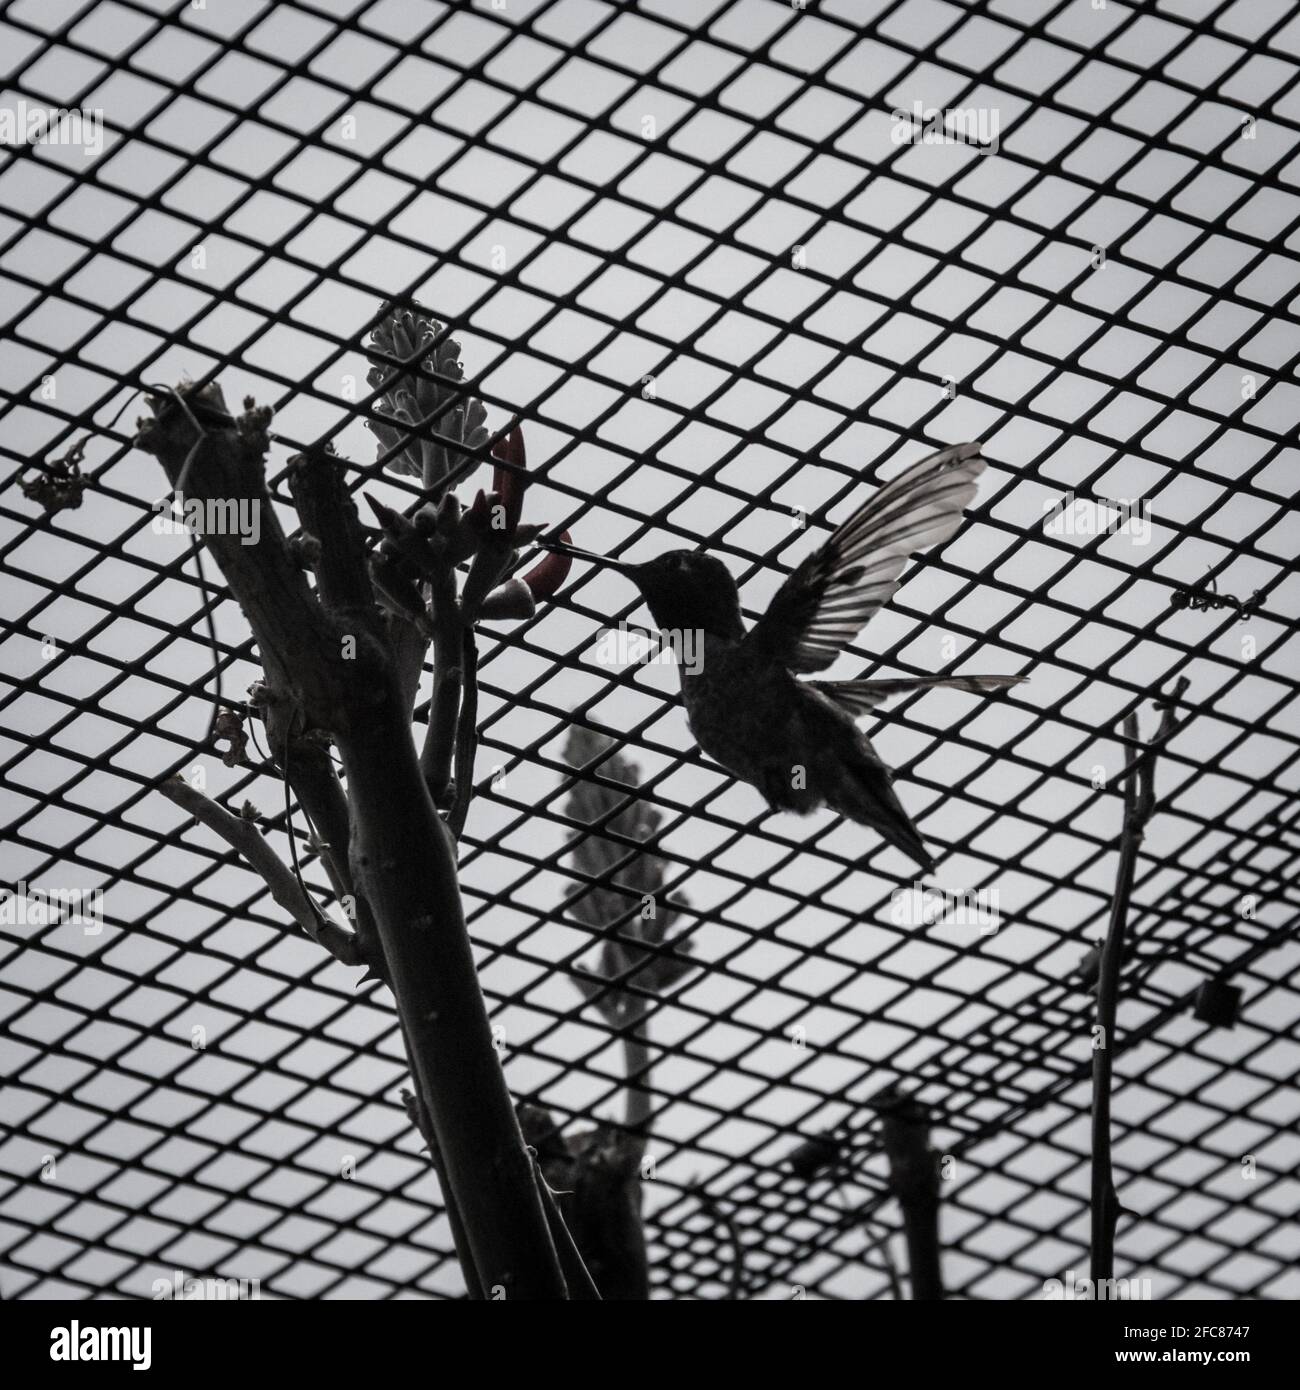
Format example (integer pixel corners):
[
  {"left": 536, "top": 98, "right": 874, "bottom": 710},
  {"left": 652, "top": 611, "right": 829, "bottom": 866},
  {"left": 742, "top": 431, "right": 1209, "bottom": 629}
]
[
  {"left": 549, "top": 443, "right": 1024, "bottom": 870},
  {"left": 676, "top": 635, "right": 933, "bottom": 865},
  {"left": 680, "top": 637, "right": 811, "bottom": 809}
]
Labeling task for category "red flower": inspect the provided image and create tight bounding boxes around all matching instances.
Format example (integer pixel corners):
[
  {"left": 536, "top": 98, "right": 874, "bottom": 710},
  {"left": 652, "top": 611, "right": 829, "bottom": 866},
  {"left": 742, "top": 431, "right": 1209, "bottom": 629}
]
[
  {"left": 521, "top": 530, "right": 572, "bottom": 601},
  {"left": 490, "top": 425, "right": 527, "bottom": 534}
]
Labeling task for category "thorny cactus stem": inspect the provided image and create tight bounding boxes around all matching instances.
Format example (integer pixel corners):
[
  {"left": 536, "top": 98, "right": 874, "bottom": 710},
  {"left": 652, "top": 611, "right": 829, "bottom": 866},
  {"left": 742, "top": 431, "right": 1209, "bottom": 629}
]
[
  {"left": 136, "top": 379, "right": 570, "bottom": 1299},
  {"left": 134, "top": 306, "right": 577, "bottom": 1296}
]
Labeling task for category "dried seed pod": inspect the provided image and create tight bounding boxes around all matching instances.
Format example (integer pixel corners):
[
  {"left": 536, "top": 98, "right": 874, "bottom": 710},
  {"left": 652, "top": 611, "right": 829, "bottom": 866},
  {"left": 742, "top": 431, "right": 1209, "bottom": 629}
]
[{"left": 477, "top": 578, "right": 536, "bottom": 622}]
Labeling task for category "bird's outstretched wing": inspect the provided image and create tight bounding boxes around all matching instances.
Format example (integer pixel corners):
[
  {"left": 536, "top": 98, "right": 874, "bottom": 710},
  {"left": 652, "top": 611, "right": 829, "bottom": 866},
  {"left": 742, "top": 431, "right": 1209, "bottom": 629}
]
[{"left": 747, "top": 443, "right": 987, "bottom": 673}]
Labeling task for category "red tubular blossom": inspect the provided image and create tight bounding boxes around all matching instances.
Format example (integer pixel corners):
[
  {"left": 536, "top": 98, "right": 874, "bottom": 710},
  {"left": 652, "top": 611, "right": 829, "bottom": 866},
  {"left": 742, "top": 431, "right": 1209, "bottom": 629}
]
[
  {"left": 521, "top": 530, "right": 572, "bottom": 601},
  {"left": 490, "top": 425, "right": 527, "bottom": 533}
]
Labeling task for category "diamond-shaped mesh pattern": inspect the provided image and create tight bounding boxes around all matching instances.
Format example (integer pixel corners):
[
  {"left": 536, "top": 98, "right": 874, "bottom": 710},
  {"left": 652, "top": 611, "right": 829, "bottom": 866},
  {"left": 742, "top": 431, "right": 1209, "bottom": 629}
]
[{"left": 1, "top": 0, "right": 1297, "bottom": 1301}]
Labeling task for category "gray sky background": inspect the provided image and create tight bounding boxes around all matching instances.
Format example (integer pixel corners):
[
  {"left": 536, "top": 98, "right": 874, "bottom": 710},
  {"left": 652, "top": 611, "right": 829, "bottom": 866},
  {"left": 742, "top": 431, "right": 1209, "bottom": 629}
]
[{"left": 1, "top": 0, "right": 1298, "bottom": 1299}]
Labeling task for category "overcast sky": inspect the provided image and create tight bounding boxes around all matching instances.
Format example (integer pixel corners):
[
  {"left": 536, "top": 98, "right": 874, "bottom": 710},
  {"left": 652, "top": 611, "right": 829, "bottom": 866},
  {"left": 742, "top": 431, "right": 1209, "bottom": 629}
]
[{"left": 1, "top": 0, "right": 1298, "bottom": 1300}]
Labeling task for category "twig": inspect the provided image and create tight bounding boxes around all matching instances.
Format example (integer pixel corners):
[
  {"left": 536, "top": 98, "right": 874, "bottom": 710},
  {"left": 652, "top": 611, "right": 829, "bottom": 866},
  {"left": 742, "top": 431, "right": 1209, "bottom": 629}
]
[
  {"left": 420, "top": 566, "right": 462, "bottom": 808},
  {"left": 158, "top": 775, "right": 362, "bottom": 967},
  {"left": 1090, "top": 679, "right": 1188, "bottom": 1285},
  {"left": 866, "top": 1224, "right": 905, "bottom": 1301},
  {"left": 447, "top": 628, "right": 479, "bottom": 838},
  {"left": 687, "top": 1181, "right": 746, "bottom": 1300},
  {"left": 837, "top": 1195, "right": 904, "bottom": 1301},
  {"left": 1104, "top": 676, "right": 1192, "bottom": 798},
  {"left": 531, "top": 1159, "right": 603, "bottom": 1300},
  {"left": 273, "top": 731, "right": 381, "bottom": 964}
]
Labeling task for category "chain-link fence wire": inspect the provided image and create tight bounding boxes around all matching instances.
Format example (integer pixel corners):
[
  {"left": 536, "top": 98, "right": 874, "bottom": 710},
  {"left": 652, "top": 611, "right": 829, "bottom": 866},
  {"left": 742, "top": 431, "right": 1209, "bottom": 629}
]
[{"left": 1, "top": 0, "right": 1297, "bottom": 1300}]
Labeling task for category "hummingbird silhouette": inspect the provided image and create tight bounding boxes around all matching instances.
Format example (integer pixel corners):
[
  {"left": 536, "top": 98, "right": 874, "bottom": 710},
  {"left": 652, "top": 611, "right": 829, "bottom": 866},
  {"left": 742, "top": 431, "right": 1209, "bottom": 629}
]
[{"left": 544, "top": 443, "right": 1023, "bottom": 870}]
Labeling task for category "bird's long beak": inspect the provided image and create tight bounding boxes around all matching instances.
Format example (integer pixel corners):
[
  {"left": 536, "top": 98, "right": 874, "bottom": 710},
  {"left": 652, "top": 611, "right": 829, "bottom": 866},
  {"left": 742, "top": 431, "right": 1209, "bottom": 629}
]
[{"left": 537, "top": 536, "right": 637, "bottom": 575}]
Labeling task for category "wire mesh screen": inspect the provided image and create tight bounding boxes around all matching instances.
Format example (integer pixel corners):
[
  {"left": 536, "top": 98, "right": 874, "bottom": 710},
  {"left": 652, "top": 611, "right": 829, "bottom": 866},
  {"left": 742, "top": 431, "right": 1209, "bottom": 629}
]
[{"left": 2, "top": 0, "right": 1298, "bottom": 1302}]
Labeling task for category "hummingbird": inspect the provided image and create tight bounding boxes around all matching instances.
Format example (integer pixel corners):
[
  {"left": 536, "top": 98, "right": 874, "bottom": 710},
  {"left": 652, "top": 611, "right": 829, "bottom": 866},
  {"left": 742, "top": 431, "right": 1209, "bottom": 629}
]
[{"left": 544, "top": 443, "right": 1024, "bottom": 871}]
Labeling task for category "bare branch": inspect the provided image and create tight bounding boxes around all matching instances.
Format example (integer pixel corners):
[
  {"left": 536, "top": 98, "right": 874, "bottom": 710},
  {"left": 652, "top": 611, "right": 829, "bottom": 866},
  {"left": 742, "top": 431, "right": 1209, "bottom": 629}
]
[
  {"left": 419, "top": 562, "right": 463, "bottom": 808},
  {"left": 1091, "top": 678, "right": 1191, "bottom": 1285},
  {"left": 158, "top": 775, "right": 363, "bottom": 968},
  {"left": 447, "top": 629, "right": 479, "bottom": 839}
]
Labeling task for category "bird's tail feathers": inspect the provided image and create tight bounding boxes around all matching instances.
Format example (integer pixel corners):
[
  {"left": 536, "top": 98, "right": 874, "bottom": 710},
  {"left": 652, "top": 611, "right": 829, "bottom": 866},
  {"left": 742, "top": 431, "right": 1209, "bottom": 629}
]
[{"left": 822, "top": 746, "right": 935, "bottom": 872}]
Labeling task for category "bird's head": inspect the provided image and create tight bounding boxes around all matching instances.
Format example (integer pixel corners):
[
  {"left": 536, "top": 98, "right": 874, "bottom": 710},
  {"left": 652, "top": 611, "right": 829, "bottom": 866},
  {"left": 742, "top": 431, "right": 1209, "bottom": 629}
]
[{"left": 539, "top": 541, "right": 745, "bottom": 641}]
